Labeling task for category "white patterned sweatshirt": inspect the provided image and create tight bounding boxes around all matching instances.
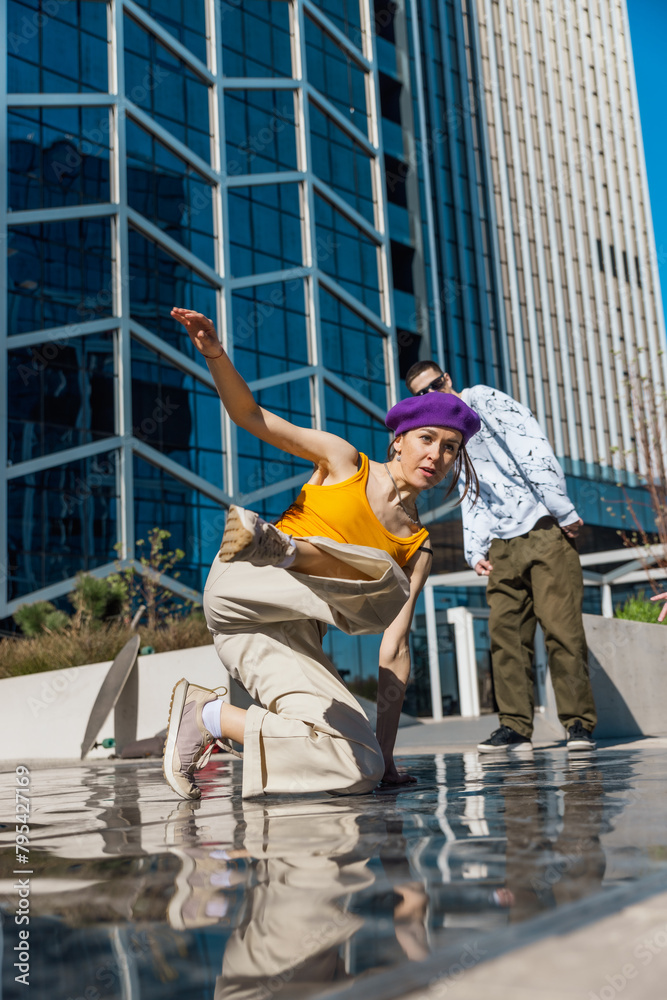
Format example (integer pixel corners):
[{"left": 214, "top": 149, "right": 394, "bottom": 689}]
[{"left": 458, "top": 385, "right": 580, "bottom": 569}]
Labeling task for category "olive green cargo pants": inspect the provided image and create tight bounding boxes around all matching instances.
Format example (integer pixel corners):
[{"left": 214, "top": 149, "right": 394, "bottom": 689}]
[{"left": 486, "top": 519, "right": 597, "bottom": 738}]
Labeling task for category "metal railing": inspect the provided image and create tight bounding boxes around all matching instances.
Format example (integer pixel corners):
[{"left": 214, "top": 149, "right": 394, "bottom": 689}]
[{"left": 421, "top": 544, "right": 666, "bottom": 720}]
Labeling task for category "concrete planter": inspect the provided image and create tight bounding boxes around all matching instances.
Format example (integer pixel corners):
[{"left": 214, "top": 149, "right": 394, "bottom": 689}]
[
  {"left": 584, "top": 614, "right": 667, "bottom": 739},
  {"left": 0, "top": 644, "right": 229, "bottom": 762}
]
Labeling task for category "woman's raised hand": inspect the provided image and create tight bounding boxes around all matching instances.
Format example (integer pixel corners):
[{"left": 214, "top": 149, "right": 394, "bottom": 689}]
[{"left": 171, "top": 307, "right": 224, "bottom": 359}]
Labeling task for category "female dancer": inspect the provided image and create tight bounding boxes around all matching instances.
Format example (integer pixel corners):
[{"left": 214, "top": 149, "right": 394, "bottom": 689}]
[{"left": 163, "top": 308, "right": 480, "bottom": 800}]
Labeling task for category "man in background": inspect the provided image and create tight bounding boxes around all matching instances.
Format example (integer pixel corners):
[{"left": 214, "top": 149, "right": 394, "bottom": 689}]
[{"left": 405, "top": 362, "right": 597, "bottom": 752}]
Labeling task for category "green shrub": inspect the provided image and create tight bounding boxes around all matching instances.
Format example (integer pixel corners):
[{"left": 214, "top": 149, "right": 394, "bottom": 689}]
[
  {"left": 0, "top": 614, "right": 212, "bottom": 679},
  {"left": 113, "top": 528, "right": 190, "bottom": 628},
  {"left": 70, "top": 573, "right": 128, "bottom": 626},
  {"left": 13, "top": 601, "right": 69, "bottom": 638},
  {"left": 615, "top": 593, "right": 665, "bottom": 624},
  {"left": 4, "top": 526, "right": 202, "bottom": 677}
]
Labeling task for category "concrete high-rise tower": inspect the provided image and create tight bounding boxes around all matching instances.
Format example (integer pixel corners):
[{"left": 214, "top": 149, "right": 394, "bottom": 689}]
[
  {"left": 473, "top": 0, "right": 667, "bottom": 479},
  {"left": 391, "top": 0, "right": 666, "bottom": 546}
]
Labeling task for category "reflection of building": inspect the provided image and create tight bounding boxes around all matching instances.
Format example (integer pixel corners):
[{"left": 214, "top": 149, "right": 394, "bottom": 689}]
[{"left": 2, "top": 3, "right": 665, "bottom": 695}]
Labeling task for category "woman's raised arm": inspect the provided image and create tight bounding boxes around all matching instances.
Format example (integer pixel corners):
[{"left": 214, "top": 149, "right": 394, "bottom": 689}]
[{"left": 172, "top": 308, "right": 356, "bottom": 472}]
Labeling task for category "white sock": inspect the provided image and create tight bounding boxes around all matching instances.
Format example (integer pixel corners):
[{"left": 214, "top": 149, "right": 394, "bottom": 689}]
[{"left": 202, "top": 699, "right": 224, "bottom": 739}]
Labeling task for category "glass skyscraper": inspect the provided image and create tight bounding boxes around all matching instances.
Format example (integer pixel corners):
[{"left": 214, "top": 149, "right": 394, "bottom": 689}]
[{"left": 2, "top": 1, "right": 665, "bottom": 689}]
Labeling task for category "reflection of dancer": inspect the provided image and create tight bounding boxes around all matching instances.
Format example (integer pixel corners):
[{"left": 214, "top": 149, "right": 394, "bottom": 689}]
[
  {"left": 165, "top": 800, "right": 435, "bottom": 999},
  {"left": 214, "top": 802, "right": 373, "bottom": 1000},
  {"left": 163, "top": 309, "right": 480, "bottom": 800}
]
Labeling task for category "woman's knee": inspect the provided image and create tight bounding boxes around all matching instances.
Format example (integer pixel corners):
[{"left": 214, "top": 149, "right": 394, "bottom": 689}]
[
  {"left": 202, "top": 588, "right": 228, "bottom": 632},
  {"left": 335, "top": 742, "right": 385, "bottom": 794},
  {"left": 363, "top": 748, "right": 386, "bottom": 788}
]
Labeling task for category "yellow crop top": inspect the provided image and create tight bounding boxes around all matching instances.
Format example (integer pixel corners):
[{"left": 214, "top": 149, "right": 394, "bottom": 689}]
[{"left": 275, "top": 453, "right": 429, "bottom": 568}]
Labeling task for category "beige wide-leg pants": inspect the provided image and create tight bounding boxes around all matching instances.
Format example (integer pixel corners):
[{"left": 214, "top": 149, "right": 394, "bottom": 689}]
[
  {"left": 215, "top": 800, "right": 375, "bottom": 999},
  {"left": 203, "top": 538, "right": 410, "bottom": 799}
]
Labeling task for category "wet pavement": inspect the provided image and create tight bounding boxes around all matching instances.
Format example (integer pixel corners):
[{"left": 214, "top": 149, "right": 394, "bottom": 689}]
[{"left": 2, "top": 746, "right": 667, "bottom": 1000}]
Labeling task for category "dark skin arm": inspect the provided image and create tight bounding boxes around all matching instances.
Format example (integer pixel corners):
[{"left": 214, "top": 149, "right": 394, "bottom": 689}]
[{"left": 376, "top": 548, "right": 432, "bottom": 785}]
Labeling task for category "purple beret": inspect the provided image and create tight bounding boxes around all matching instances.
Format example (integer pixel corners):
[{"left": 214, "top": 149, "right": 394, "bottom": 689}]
[{"left": 385, "top": 393, "right": 481, "bottom": 446}]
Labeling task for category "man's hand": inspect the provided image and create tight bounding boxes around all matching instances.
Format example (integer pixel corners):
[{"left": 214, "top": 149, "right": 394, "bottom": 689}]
[
  {"left": 650, "top": 592, "right": 667, "bottom": 623},
  {"left": 171, "top": 307, "right": 224, "bottom": 359},
  {"left": 474, "top": 559, "right": 493, "bottom": 576},
  {"left": 561, "top": 518, "right": 583, "bottom": 539}
]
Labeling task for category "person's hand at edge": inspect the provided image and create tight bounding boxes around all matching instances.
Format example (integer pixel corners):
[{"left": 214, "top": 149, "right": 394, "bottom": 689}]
[
  {"left": 474, "top": 559, "right": 493, "bottom": 576},
  {"left": 561, "top": 518, "right": 584, "bottom": 539},
  {"left": 650, "top": 592, "right": 667, "bottom": 623}
]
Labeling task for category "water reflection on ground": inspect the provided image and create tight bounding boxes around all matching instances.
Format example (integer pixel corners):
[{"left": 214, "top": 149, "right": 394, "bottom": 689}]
[{"left": 2, "top": 748, "right": 667, "bottom": 999}]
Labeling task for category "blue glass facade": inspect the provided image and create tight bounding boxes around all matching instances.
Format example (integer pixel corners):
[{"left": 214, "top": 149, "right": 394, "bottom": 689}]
[
  {"left": 401, "top": 0, "right": 507, "bottom": 387},
  {"left": 2, "top": 0, "right": 396, "bottom": 621},
  {"left": 2, "top": 1, "right": 658, "bottom": 699}
]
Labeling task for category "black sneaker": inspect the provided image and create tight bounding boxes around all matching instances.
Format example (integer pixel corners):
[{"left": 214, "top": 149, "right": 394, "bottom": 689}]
[
  {"left": 477, "top": 725, "right": 532, "bottom": 753},
  {"left": 566, "top": 721, "right": 596, "bottom": 751}
]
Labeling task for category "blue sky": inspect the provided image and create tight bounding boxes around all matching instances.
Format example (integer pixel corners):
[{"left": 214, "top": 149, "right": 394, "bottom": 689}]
[{"left": 626, "top": 0, "right": 667, "bottom": 323}]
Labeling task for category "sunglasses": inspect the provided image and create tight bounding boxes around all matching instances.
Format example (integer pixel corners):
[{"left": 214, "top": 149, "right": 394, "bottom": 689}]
[{"left": 415, "top": 374, "right": 446, "bottom": 395}]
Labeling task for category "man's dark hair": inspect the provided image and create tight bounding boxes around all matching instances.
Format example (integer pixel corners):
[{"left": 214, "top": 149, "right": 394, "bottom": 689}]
[{"left": 404, "top": 359, "right": 443, "bottom": 391}]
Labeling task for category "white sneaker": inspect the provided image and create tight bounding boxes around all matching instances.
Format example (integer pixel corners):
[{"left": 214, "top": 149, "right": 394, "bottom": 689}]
[
  {"left": 163, "top": 679, "right": 241, "bottom": 801},
  {"left": 219, "top": 505, "right": 296, "bottom": 568},
  {"left": 163, "top": 680, "right": 218, "bottom": 800}
]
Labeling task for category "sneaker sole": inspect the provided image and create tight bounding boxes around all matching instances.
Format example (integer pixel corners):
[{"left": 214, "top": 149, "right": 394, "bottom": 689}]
[
  {"left": 219, "top": 506, "right": 255, "bottom": 563},
  {"left": 477, "top": 741, "right": 533, "bottom": 754},
  {"left": 163, "top": 678, "right": 201, "bottom": 800},
  {"left": 567, "top": 740, "right": 597, "bottom": 751},
  {"left": 167, "top": 847, "right": 196, "bottom": 930}
]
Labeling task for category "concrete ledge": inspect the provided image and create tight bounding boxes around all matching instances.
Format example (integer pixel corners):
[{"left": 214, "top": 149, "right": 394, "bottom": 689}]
[
  {"left": 2, "top": 612, "right": 663, "bottom": 762},
  {"left": 584, "top": 614, "right": 667, "bottom": 739},
  {"left": 400, "top": 888, "right": 667, "bottom": 1000},
  {"left": 0, "top": 644, "right": 228, "bottom": 762}
]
